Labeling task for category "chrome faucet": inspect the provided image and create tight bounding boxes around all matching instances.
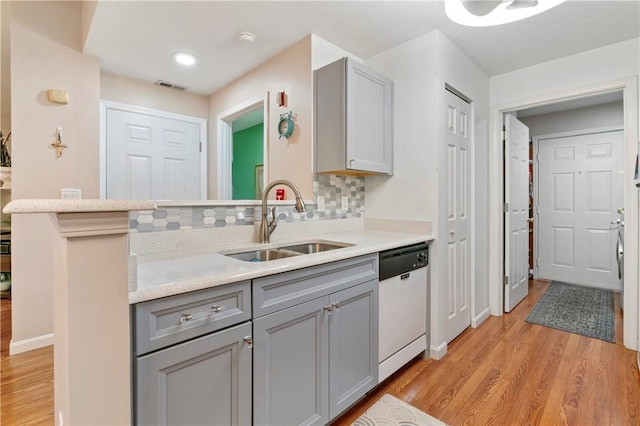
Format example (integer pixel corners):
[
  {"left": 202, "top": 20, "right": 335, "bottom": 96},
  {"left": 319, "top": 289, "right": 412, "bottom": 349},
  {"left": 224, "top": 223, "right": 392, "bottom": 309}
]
[{"left": 260, "top": 180, "right": 307, "bottom": 243}]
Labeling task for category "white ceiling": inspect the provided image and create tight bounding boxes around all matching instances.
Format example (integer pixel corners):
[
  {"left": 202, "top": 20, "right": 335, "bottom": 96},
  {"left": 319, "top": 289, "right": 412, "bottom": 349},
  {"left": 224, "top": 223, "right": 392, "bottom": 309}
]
[{"left": 83, "top": 1, "right": 640, "bottom": 96}]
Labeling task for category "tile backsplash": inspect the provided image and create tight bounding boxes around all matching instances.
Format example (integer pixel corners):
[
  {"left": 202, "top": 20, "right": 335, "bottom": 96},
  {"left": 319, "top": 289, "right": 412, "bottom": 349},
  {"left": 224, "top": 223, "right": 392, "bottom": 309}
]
[{"left": 130, "top": 174, "right": 365, "bottom": 232}]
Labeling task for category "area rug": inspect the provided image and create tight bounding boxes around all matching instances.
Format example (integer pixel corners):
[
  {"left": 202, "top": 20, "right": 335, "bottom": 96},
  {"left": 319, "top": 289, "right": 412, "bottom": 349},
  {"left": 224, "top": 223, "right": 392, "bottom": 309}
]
[
  {"left": 352, "top": 394, "right": 447, "bottom": 426},
  {"left": 525, "top": 281, "right": 615, "bottom": 343}
]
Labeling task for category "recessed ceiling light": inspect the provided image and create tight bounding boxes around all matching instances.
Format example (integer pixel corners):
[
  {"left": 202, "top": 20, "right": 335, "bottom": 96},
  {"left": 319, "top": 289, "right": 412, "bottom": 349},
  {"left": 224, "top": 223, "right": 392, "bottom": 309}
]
[
  {"left": 445, "top": 0, "right": 566, "bottom": 27},
  {"left": 173, "top": 52, "right": 197, "bottom": 66}
]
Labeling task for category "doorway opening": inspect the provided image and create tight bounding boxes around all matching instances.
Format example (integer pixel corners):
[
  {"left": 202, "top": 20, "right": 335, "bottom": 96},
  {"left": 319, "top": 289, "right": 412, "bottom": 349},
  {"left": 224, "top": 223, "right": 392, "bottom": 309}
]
[
  {"left": 505, "top": 92, "right": 625, "bottom": 313},
  {"left": 217, "top": 94, "right": 268, "bottom": 200},
  {"left": 490, "top": 77, "right": 639, "bottom": 350}
]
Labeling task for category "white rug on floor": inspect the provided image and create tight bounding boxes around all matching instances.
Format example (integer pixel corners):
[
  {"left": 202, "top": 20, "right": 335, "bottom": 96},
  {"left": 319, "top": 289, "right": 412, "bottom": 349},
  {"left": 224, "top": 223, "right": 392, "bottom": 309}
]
[{"left": 352, "top": 394, "right": 447, "bottom": 426}]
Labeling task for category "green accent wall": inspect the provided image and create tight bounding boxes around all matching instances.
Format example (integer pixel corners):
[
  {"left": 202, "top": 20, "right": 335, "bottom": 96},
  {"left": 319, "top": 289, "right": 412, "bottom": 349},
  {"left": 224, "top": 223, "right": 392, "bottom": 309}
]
[{"left": 232, "top": 123, "right": 264, "bottom": 200}]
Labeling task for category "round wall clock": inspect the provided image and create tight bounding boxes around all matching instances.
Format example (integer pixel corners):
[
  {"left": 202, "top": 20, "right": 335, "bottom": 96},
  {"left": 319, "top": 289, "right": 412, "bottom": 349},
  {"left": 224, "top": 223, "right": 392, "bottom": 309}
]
[{"left": 278, "top": 111, "right": 295, "bottom": 139}]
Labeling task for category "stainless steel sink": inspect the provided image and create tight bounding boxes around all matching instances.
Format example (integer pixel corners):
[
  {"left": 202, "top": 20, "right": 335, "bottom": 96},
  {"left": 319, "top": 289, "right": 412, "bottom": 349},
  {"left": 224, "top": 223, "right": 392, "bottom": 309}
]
[
  {"left": 224, "top": 248, "right": 301, "bottom": 262},
  {"left": 222, "top": 240, "right": 352, "bottom": 262},
  {"left": 278, "top": 241, "right": 353, "bottom": 254}
]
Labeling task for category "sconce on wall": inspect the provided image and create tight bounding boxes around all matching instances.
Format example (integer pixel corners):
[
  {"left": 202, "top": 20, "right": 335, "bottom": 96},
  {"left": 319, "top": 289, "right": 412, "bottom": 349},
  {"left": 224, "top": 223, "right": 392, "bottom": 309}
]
[{"left": 49, "top": 127, "right": 68, "bottom": 158}]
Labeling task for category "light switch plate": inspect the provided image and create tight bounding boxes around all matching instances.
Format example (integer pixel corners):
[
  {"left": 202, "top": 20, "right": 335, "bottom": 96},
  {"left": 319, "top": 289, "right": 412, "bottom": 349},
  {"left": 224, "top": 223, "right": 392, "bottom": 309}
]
[
  {"left": 316, "top": 195, "right": 325, "bottom": 212},
  {"left": 341, "top": 196, "right": 349, "bottom": 211}
]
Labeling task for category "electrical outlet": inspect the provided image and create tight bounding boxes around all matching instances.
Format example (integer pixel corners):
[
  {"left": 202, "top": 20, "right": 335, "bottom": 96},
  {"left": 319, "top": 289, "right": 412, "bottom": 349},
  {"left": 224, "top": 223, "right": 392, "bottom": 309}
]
[
  {"left": 316, "top": 195, "right": 325, "bottom": 212},
  {"left": 60, "top": 188, "right": 82, "bottom": 199},
  {"left": 341, "top": 196, "right": 349, "bottom": 211}
]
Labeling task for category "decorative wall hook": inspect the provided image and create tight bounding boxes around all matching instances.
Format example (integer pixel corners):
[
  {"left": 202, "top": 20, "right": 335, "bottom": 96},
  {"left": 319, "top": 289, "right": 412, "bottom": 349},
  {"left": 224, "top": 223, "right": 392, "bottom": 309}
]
[{"left": 49, "top": 127, "right": 68, "bottom": 158}]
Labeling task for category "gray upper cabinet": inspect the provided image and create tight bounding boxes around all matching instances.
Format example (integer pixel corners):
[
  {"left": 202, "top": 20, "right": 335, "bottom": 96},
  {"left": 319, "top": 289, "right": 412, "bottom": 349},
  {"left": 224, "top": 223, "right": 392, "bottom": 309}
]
[{"left": 315, "top": 57, "right": 393, "bottom": 175}]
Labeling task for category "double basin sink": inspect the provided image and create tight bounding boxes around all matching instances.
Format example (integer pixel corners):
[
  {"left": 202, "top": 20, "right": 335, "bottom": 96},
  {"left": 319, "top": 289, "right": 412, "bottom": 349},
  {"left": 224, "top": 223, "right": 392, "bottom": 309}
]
[{"left": 222, "top": 240, "right": 353, "bottom": 262}]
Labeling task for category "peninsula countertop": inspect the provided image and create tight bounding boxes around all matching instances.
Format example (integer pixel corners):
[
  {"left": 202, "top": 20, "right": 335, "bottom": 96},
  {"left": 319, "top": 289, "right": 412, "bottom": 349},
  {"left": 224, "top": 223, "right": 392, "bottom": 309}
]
[{"left": 130, "top": 229, "right": 435, "bottom": 304}]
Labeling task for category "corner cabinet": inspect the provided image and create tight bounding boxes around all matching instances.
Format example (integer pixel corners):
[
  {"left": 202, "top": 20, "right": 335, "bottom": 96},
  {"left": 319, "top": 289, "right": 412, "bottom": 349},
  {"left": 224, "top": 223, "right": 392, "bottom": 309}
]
[
  {"left": 315, "top": 57, "right": 393, "bottom": 175},
  {"left": 252, "top": 254, "right": 379, "bottom": 426}
]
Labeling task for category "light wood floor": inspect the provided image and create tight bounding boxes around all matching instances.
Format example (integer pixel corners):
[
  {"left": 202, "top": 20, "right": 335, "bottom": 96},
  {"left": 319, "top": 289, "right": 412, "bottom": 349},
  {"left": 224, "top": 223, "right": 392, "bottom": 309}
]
[
  {"left": 1, "top": 280, "right": 639, "bottom": 425},
  {"left": 333, "top": 280, "right": 640, "bottom": 425}
]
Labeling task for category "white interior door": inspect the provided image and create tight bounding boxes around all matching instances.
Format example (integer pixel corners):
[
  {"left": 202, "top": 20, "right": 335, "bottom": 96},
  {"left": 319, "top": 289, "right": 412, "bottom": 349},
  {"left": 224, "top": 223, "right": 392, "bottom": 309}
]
[
  {"left": 504, "top": 114, "right": 530, "bottom": 312},
  {"left": 444, "top": 89, "right": 471, "bottom": 343},
  {"left": 106, "top": 108, "right": 201, "bottom": 200},
  {"left": 537, "top": 130, "right": 623, "bottom": 290}
]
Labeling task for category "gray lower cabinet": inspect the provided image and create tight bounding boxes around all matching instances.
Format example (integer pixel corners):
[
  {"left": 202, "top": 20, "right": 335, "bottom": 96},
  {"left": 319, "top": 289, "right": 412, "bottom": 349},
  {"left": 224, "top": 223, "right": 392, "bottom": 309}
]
[
  {"left": 253, "top": 275, "right": 378, "bottom": 426},
  {"left": 253, "top": 297, "right": 329, "bottom": 426},
  {"left": 136, "top": 321, "right": 252, "bottom": 426},
  {"left": 328, "top": 280, "right": 378, "bottom": 419}
]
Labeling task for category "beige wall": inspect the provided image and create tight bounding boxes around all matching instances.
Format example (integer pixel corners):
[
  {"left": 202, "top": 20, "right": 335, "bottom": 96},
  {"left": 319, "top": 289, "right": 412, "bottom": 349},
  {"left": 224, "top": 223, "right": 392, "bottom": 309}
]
[
  {"left": 9, "top": 1, "right": 101, "bottom": 353},
  {"left": 101, "top": 72, "right": 209, "bottom": 119},
  {"left": 208, "top": 36, "right": 313, "bottom": 199}
]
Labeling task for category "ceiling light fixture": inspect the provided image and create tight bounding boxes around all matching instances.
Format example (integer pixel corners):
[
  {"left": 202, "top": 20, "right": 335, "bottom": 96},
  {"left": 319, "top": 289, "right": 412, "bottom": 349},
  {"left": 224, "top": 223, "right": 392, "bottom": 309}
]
[
  {"left": 237, "top": 31, "right": 256, "bottom": 44},
  {"left": 173, "top": 52, "right": 197, "bottom": 66},
  {"left": 445, "top": 0, "right": 566, "bottom": 27}
]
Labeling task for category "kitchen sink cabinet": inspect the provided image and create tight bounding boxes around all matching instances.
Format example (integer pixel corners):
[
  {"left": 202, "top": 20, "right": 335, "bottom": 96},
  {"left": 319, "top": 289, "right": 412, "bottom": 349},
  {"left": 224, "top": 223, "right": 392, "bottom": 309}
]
[
  {"left": 135, "top": 322, "right": 252, "bottom": 426},
  {"left": 315, "top": 57, "right": 393, "bottom": 175},
  {"left": 253, "top": 254, "right": 379, "bottom": 425},
  {"left": 133, "top": 281, "right": 252, "bottom": 426},
  {"left": 133, "top": 254, "right": 379, "bottom": 426}
]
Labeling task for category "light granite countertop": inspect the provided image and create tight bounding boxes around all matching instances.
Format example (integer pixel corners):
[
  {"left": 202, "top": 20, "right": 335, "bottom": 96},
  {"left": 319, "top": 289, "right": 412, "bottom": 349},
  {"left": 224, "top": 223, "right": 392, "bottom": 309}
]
[{"left": 130, "top": 229, "right": 434, "bottom": 304}]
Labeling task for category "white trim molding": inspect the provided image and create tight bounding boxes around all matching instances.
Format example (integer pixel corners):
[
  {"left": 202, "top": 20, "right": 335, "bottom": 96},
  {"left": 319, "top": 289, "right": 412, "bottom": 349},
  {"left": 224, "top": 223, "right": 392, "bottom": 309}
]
[
  {"left": 216, "top": 94, "right": 269, "bottom": 200},
  {"left": 430, "top": 341, "right": 448, "bottom": 360},
  {"left": 9, "top": 333, "right": 54, "bottom": 355},
  {"left": 472, "top": 307, "right": 491, "bottom": 328}
]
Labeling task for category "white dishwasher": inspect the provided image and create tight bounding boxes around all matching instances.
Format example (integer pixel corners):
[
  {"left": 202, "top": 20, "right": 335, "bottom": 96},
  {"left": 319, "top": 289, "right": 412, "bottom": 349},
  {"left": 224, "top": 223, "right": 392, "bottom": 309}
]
[{"left": 378, "top": 242, "right": 430, "bottom": 382}]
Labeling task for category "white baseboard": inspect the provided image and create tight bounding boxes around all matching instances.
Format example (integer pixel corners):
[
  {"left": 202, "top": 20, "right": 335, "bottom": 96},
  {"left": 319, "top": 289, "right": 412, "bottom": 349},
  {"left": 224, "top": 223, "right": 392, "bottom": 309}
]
[
  {"left": 430, "top": 341, "right": 447, "bottom": 360},
  {"left": 9, "top": 333, "right": 54, "bottom": 355},
  {"left": 472, "top": 307, "right": 491, "bottom": 328}
]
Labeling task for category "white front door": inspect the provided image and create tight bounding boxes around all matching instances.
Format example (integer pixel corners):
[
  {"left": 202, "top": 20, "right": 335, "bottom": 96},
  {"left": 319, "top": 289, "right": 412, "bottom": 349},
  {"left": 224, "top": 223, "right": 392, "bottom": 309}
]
[
  {"left": 106, "top": 107, "right": 202, "bottom": 200},
  {"left": 444, "top": 89, "right": 471, "bottom": 343},
  {"left": 537, "top": 129, "right": 623, "bottom": 290},
  {"left": 504, "top": 114, "right": 530, "bottom": 312}
]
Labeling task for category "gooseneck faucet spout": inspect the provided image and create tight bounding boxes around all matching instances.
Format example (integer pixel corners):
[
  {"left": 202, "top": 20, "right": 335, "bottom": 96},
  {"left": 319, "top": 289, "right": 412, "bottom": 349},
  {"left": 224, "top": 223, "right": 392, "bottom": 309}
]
[{"left": 260, "top": 180, "right": 307, "bottom": 243}]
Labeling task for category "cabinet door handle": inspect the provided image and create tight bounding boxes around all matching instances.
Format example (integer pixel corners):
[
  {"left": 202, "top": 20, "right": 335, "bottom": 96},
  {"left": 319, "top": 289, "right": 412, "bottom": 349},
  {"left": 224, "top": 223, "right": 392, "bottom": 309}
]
[
  {"left": 180, "top": 313, "right": 193, "bottom": 323},
  {"left": 211, "top": 305, "right": 225, "bottom": 313},
  {"left": 323, "top": 305, "right": 333, "bottom": 315},
  {"left": 332, "top": 301, "right": 340, "bottom": 310},
  {"left": 243, "top": 336, "right": 253, "bottom": 348}
]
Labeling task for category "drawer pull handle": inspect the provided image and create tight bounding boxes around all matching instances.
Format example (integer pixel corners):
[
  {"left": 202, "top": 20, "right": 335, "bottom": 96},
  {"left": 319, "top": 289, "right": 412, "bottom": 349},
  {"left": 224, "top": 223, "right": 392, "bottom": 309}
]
[
  {"left": 243, "top": 336, "right": 253, "bottom": 348},
  {"left": 211, "top": 305, "right": 225, "bottom": 313},
  {"left": 180, "top": 313, "right": 193, "bottom": 323}
]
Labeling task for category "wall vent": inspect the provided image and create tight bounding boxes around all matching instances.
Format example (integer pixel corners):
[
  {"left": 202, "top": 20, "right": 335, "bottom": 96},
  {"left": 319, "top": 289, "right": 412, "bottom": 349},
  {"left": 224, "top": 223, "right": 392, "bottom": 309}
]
[{"left": 154, "top": 80, "right": 186, "bottom": 91}]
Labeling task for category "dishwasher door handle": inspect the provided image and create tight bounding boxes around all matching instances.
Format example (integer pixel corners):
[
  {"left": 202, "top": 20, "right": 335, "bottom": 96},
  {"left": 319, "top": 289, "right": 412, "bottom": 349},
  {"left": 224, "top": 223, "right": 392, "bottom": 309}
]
[{"left": 401, "top": 273, "right": 410, "bottom": 280}]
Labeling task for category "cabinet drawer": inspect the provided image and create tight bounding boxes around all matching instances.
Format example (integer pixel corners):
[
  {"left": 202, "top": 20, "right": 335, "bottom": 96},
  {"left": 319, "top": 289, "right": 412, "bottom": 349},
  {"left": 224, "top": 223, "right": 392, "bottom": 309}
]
[
  {"left": 134, "top": 281, "right": 251, "bottom": 355},
  {"left": 253, "top": 254, "right": 378, "bottom": 317}
]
